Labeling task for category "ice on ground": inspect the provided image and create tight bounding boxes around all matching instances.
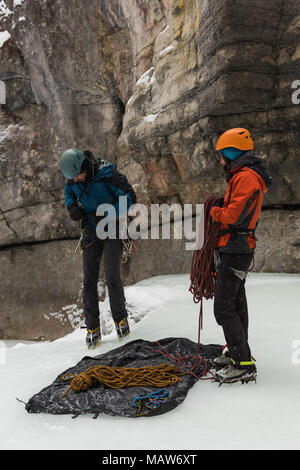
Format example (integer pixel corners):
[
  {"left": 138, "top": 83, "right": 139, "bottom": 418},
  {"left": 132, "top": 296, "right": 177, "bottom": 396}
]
[{"left": 1, "top": 273, "right": 300, "bottom": 450}]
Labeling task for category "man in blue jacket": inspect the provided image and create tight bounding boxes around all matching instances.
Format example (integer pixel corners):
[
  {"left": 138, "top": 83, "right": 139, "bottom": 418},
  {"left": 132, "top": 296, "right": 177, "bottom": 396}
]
[{"left": 59, "top": 149, "right": 137, "bottom": 348}]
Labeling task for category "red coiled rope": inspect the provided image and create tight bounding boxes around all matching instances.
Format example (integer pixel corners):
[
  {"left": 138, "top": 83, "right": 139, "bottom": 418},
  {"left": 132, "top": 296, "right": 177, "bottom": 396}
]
[
  {"left": 189, "top": 197, "right": 221, "bottom": 354},
  {"left": 153, "top": 197, "right": 221, "bottom": 382},
  {"left": 152, "top": 341, "right": 214, "bottom": 381}
]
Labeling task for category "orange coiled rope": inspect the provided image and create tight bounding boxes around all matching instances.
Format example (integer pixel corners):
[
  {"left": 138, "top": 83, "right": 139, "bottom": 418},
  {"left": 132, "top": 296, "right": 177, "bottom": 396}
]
[
  {"left": 189, "top": 196, "right": 221, "bottom": 353},
  {"left": 61, "top": 364, "right": 183, "bottom": 397}
]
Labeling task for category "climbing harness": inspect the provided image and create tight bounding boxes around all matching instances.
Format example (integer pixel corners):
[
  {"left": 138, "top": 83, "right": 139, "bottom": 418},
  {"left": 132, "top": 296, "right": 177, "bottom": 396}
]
[
  {"left": 74, "top": 230, "right": 98, "bottom": 255},
  {"left": 214, "top": 249, "right": 248, "bottom": 281},
  {"left": 218, "top": 226, "right": 257, "bottom": 241},
  {"left": 133, "top": 389, "right": 169, "bottom": 417},
  {"left": 61, "top": 364, "right": 183, "bottom": 398}
]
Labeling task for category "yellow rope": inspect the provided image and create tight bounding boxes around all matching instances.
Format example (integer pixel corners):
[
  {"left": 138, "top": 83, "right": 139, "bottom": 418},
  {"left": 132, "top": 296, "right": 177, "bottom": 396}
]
[{"left": 61, "top": 364, "right": 183, "bottom": 398}]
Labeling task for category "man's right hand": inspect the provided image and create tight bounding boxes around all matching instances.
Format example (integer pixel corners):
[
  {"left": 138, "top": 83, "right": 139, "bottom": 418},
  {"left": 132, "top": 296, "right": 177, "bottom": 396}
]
[{"left": 67, "top": 203, "right": 86, "bottom": 221}]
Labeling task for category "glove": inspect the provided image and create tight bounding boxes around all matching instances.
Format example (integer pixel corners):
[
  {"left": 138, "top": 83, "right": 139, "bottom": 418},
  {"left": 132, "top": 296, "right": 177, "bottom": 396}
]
[
  {"left": 67, "top": 203, "right": 86, "bottom": 221},
  {"left": 88, "top": 213, "right": 102, "bottom": 227},
  {"left": 213, "top": 197, "right": 224, "bottom": 208}
]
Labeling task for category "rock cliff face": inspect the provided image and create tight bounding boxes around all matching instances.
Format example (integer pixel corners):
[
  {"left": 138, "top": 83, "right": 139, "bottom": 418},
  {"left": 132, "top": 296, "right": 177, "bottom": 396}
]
[{"left": 0, "top": 0, "right": 299, "bottom": 340}]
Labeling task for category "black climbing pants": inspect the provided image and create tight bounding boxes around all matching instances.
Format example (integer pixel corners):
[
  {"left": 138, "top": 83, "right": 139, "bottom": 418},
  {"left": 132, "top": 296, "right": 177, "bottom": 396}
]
[
  {"left": 82, "top": 228, "right": 127, "bottom": 330},
  {"left": 214, "top": 252, "right": 254, "bottom": 364}
]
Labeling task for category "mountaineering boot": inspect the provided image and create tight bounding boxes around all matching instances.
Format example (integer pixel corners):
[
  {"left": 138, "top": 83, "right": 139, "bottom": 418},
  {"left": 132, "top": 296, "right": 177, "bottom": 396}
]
[
  {"left": 215, "top": 361, "right": 257, "bottom": 385},
  {"left": 86, "top": 326, "right": 101, "bottom": 349},
  {"left": 213, "top": 349, "right": 232, "bottom": 369},
  {"left": 115, "top": 317, "right": 130, "bottom": 340}
]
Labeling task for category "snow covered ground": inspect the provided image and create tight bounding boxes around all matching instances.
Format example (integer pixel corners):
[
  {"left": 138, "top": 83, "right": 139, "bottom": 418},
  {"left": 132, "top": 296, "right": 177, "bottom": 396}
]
[{"left": 1, "top": 273, "right": 300, "bottom": 450}]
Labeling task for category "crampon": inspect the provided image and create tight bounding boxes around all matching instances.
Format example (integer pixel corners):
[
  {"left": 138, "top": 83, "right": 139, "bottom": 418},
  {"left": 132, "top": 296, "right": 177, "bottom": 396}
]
[
  {"left": 85, "top": 326, "right": 101, "bottom": 349},
  {"left": 214, "top": 364, "right": 257, "bottom": 386}
]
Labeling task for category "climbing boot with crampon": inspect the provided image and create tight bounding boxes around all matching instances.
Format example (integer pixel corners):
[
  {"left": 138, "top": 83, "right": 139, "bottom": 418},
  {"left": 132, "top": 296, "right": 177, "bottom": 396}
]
[
  {"left": 115, "top": 317, "right": 130, "bottom": 340},
  {"left": 86, "top": 326, "right": 101, "bottom": 349},
  {"left": 215, "top": 361, "right": 257, "bottom": 385}
]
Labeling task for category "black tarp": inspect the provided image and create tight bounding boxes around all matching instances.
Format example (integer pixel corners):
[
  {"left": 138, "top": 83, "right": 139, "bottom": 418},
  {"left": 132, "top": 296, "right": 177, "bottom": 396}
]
[{"left": 25, "top": 338, "right": 222, "bottom": 418}]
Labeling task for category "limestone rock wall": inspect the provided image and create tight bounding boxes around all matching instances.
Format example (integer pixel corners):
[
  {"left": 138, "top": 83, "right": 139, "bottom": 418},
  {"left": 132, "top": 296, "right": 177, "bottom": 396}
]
[{"left": 0, "top": 0, "right": 299, "bottom": 340}]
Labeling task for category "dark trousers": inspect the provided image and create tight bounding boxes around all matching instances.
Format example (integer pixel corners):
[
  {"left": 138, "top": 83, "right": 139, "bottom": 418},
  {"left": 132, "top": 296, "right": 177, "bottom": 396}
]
[
  {"left": 82, "top": 229, "right": 127, "bottom": 330},
  {"left": 214, "top": 252, "right": 254, "bottom": 363}
]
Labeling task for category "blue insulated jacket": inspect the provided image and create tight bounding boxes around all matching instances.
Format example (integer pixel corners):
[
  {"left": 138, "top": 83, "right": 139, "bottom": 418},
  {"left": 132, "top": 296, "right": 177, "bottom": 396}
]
[{"left": 64, "top": 161, "right": 136, "bottom": 227}]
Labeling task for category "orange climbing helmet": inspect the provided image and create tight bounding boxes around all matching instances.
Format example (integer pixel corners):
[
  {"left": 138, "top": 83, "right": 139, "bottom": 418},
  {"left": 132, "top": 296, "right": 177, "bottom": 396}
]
[{"left": 216, "top": 128, "right": 254, "bottom": 152}]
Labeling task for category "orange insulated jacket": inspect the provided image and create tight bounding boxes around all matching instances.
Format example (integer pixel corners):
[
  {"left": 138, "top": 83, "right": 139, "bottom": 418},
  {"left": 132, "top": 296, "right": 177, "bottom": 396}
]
[{"left": 210, "top": 151, "right": 272, "bottom": 253}]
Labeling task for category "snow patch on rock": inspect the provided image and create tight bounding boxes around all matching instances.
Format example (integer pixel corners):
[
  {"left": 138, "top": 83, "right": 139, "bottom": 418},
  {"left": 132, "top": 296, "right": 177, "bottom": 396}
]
[
  {"left": 0, "top": 1, "right": 12, "bottom": 20},
  {"left": 136, "top": 67, "right": 155, "bottom": 87},
  {"left": 0, "top": 29, "right": 10, "bottom": 47}
]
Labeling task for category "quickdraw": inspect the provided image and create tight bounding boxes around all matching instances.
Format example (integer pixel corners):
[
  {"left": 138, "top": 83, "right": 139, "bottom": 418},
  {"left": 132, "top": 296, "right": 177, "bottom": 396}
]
[
  {"left": 133, "top": 388, "right": 169, "bottom": 417},
  {"left": 121, "top": 238, "right": 136, "bottom": 264},
  {"left": 74, "top": 232, "right": 83, "bottom": 255},
  {"left": 74, "top": 231, "right": 98, "bottom": 255},
  {"left": 75, "top": 233, "right": 136, "bottom": 259}
]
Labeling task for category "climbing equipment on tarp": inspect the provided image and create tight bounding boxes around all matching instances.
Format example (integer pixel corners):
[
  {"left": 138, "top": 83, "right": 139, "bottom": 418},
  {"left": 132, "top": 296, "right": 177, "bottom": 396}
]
[
  {"left": 24, "top": 338, "right": 222, "bottom": 418},
  {"left": 152, "top": 341, "right": 214, "bottom": 382},
  {"left": 61, "top": 364, "right": 183, "bottom": 398},
  {"left": 133, "top": 389, "right": 169, "bottom": 416}
]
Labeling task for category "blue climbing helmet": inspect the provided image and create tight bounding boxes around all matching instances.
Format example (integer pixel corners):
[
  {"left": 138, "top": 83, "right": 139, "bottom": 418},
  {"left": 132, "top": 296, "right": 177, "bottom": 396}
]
[{"left": 59, "top": 149, "right": 86, "bottom": 179}]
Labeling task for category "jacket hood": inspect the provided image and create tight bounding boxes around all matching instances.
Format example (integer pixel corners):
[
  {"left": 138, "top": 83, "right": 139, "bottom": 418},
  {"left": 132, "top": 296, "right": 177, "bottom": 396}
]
[
  {"left": 230, "top": 150, "right": 273, "bottom": 191},
  {"left": 81, "top": 150, "right": 114, "bottom": 182},
  {"left": 86, "top": 159, "right": 114, "bottom": 182}
]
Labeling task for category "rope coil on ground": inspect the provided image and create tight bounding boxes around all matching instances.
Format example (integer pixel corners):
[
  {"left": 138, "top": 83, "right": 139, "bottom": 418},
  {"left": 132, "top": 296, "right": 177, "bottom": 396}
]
[
  {"left": 152, "top": 341, "right": 214, "bottom": 381},
  {"left": 61, "top": 364, "right": 183, "bottom": 397}
]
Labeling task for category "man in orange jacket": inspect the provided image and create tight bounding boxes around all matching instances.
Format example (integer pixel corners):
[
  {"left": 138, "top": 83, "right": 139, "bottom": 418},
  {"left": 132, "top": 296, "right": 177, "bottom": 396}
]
[{"left": 210, "top": 128, "right": 272, "bottom": 384}]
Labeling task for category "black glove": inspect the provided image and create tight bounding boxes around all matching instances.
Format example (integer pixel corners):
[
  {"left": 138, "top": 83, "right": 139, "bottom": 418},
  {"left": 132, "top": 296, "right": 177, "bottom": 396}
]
[
  {"left": 67, "top": 203, "right": 86, "bottom": 221},
  {"left": 213, "top": 197, "right": 224, "bottom": 208},
  {"left": 88, "top": 213, "right": 102, "bottom": 227}
]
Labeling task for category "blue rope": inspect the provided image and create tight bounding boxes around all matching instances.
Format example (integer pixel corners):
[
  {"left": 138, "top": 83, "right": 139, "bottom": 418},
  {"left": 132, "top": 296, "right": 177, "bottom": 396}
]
[{"left": 133, "top": 388, "right": 169, "bottom": 416}]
